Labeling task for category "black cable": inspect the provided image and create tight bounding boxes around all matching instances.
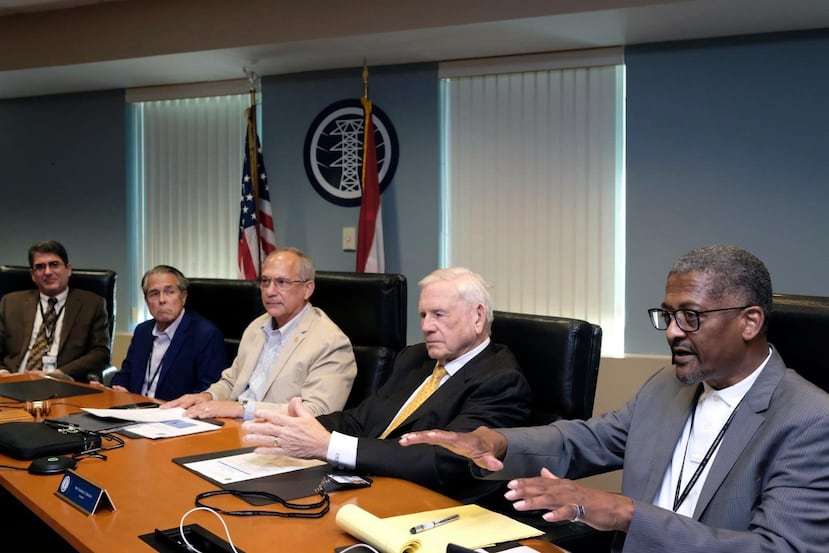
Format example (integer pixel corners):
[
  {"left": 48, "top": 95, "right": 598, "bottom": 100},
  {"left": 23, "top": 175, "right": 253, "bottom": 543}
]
[
  {"left": 0, "top": 465, "right": 28, "bottom": 471},
  {"left": 195, "top": 489, "right": 330, "bottom": 518}
]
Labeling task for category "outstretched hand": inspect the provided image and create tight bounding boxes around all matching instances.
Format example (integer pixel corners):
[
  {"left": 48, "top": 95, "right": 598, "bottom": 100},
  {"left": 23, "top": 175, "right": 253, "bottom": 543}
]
[
  {"left": 398, "top": 426, "right": 508, "bottom": 472},
  {"left": 241, "top": 397, "right": 332, "bottom": 460}
]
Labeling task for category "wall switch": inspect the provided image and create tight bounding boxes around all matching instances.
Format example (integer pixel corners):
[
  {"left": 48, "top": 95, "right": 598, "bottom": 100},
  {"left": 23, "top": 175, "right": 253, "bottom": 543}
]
[{"left": 342, "top": 226, "right": 356, "bottom": 251}]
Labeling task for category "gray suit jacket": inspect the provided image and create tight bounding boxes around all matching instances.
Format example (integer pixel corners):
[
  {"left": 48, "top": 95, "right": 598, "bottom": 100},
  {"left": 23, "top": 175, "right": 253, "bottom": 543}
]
[
  {"left": 0, "top": 288, "right": 110, "bottom": 380},
  {"left": 205, "top": 305, "right": 357, "bottom": 417},
  {"left": 496, "top": 348, "right": 829, "bottom": 553}
]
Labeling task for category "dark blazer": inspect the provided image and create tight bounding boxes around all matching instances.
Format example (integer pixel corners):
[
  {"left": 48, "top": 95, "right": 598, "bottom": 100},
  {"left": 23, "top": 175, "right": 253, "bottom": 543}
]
[
  {"left": 111, "top": 310, "right": 227, "bottom": 401},
  {"left": 496, "top": 348, "right": 829, "bottom": 553},
  {"left": 317, "top": 342, "right": 531, "bottom": 502},
  {"left": 0, "top": 288, "right": 110, "bottom": 380}
]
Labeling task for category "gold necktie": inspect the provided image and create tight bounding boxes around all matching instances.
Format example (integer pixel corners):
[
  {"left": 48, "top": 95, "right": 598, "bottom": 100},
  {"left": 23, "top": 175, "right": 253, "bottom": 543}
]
[
  {"left": 379, "top": 363, "right": 447, "bottom": 439},
  {"left": 27, "top": 298, "right": 58, "bottom": 371}
]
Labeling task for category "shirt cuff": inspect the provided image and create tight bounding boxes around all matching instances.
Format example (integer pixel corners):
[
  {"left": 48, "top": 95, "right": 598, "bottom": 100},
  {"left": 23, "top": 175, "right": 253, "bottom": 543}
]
[
  {"left": 241, "top": 400, "right": 256, "bottom": 421},
  {"left": 327, "top": 431, "right": 358, "bottom": 470}
]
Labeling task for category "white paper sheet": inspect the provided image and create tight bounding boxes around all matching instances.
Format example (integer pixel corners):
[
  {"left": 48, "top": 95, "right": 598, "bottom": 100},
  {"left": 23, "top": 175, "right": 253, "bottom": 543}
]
[
  {"left": 83, "top": 406, "right": 190, "bottom": 422},
  {"left": 183, "top": 452, "right": 326, "bottom": 484}
]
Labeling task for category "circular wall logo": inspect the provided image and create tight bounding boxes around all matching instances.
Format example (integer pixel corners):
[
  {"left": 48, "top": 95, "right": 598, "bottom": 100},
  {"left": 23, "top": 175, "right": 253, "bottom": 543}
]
[{"left": 303, "top": 99, "right": 399, "bottom": 207}]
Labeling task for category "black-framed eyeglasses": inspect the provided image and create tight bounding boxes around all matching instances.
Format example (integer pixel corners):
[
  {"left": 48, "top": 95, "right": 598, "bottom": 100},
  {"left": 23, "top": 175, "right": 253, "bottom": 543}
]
[
  {"left": 258, "top": 276, "right": 308, "bottom": 290},
  {"left": 647, "top": 306, "right": 752, "bottom": 332},
  {"left": 31, "top": 260, "right": 63, "bottom": 272}
]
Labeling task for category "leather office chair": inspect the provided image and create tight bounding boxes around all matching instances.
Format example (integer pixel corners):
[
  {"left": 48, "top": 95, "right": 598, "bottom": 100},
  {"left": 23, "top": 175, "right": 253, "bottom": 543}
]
[
  {"left": 185, "top": 278, "right": 264, "bottom": 364},
  {"left": 487, "top": 310, "right": 609, "bottom": 553},
  {"left": 768, "top": 293, "right": 829, "bottom": 393},
  {"left": 491, "top": 310, "right": 602, "bottom": 424},
  {"left": 185, "top": 271, "right": 407, "bottom": 408},
  {"left": 313, "top": 271, "right": 407, "bottom": 407},
  {"left": 0, "top": 264, "right": 117, "bottom": 383}
]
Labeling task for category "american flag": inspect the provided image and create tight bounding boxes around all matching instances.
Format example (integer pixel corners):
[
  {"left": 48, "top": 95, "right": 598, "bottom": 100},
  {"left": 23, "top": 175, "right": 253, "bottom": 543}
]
[{"left": 237, "top": 107, "right": 276, "bottom": 279}]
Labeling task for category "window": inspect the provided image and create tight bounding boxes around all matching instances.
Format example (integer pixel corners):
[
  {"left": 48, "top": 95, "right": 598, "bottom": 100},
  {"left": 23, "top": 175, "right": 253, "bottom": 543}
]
[
  {"left": 440, "top": 49, "right": 625, "bottom": 356},
  {"left": 128, "top": 87, "right": 252, "bottom": 325}
]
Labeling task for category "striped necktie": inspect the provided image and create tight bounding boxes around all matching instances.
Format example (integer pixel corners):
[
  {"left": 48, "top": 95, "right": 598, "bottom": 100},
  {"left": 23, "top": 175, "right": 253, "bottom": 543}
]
[
  {"left": 379, "top": 363, "right": 447, "bottom": 439},
  {"left": 27, "top": 297, "right": 58, "bottom": 371}
]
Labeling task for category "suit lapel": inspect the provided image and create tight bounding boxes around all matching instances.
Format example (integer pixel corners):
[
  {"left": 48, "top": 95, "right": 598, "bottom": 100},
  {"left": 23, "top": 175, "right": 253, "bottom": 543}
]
[
  {"left": 58, "top": 289, "right": 79, "bottom": 355},
  {"left": 639, "top": 383, "right": 701, "bottom": 504},
  {"left": 693, "top": 351, "right": 784, "bottom": 518},
  {"left": 20, "top": 290, "right": 38, "bottom": 348},
  {"left": 261, "top": 308, "right": 314, "bottom": 392}
]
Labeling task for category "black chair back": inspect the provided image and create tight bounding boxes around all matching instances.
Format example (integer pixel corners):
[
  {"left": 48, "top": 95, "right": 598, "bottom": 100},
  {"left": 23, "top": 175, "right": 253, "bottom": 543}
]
[
  {"left": 186, "top": 271, "right": 407, "bottom": 408},
  {"left": 185, "top": 278, "right": 263, "bottom": 363},
  {"left": 768, "top": 293, "right": 829, "bottom": 393},
  {"left": 491, "top": 310, "right": 602, "bottom": 424}
]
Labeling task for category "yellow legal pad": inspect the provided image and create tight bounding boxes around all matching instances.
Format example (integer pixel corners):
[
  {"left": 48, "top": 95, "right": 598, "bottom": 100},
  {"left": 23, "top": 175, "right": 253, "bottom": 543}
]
[{"left": 336, "top": 503, "right": 544, "bottom": 553}]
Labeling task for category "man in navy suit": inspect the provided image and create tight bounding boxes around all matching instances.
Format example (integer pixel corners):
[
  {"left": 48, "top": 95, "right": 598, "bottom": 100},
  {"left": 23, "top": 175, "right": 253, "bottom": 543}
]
[{"left": 109, "top": 265, "right": 226, "bottom": 401}]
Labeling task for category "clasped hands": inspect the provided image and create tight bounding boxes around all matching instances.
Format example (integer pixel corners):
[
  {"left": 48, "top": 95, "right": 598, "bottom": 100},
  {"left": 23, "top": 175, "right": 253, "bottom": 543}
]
[{"left": 399, "top": 427, "right": 632, "bottom": 532}]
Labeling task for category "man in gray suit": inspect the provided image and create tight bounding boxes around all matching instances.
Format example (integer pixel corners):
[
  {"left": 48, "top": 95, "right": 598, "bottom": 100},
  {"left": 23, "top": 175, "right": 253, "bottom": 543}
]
[{"left": 402, "top": 245, "right": 829, "bottom": 553}]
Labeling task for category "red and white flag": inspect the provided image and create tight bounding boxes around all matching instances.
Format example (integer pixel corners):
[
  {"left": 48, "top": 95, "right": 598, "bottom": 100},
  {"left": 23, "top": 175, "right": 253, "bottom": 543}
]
[{"left": 356, "top": 67, "right": 385, "bottom": 273}]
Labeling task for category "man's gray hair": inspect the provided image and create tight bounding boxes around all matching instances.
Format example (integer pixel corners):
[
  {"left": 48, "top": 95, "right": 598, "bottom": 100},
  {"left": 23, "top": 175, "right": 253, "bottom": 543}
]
[
  {"left": 670, "top": 244, "right": 772, "bottom": 325},
  {"left": 419, "top": 267, "right": 494, "bottom": 330},
  {"left": 262, "top": 247, "right": 316, "bottom": 281}
]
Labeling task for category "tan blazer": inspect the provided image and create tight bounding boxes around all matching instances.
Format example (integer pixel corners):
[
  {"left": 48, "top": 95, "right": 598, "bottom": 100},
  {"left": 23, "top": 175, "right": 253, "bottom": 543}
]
[{"left": 206, "top": 305, "right": 357, "bottom": 417}]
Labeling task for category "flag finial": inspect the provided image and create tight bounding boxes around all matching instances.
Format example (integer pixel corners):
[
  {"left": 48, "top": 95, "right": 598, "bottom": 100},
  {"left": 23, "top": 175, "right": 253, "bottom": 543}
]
[{"left": 362, "top": 59, "right": 369, "bottom": 100}]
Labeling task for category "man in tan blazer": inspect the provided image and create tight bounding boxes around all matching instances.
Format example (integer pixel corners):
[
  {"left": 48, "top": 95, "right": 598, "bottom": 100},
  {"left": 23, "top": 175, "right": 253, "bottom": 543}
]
[
  {"left": 164, "top": 247, "right": 357, "bottom": 419},
  {"left": 0, "top": 240, "right": 110, "bottom": 381}
]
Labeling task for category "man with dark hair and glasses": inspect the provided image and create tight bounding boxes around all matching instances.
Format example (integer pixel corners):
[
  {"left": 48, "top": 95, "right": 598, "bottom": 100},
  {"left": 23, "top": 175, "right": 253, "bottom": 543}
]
[
  {"left": 164, "top": 247, "right": 357, "bottom": 419},
  {"left": 401, "top": 245, "right": 829, "bottom": 553},
  {"left": 0, "top": 240, "right": 110, "bottom": 380}
]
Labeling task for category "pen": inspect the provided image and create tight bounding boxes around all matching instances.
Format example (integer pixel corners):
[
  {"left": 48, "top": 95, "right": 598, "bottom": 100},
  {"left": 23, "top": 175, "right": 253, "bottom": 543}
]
[{"left": 409, "top": 513, "right": 460, "bottom": 534}]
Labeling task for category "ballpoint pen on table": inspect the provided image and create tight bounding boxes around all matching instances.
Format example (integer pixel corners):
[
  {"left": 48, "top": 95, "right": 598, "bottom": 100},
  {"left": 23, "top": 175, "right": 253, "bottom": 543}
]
[{"left": 409, "top": 513, "right": 460, "bottom": 534}]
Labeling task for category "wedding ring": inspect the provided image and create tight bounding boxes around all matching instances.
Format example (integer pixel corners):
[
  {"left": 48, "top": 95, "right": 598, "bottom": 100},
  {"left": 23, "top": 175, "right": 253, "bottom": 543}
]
[{"left": 568, "top": 504, "right": 585, "bottom": 523}]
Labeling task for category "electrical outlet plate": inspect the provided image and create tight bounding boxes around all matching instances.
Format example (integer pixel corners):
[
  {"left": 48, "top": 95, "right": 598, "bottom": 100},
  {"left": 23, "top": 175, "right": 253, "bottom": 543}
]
[{"left": 342, "top": 227, "right": 356, "bottom": 251}]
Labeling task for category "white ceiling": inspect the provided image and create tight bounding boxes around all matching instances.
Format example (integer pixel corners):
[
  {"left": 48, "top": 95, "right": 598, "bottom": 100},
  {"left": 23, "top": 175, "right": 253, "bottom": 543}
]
[{"left": 1, "top": 0, "right": 829, "bottom": 99}]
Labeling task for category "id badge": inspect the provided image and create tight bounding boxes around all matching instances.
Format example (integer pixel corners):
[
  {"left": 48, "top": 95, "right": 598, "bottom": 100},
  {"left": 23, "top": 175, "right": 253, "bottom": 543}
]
[{"left": 42, "top": 355, "right": 57, "bottom": 372}]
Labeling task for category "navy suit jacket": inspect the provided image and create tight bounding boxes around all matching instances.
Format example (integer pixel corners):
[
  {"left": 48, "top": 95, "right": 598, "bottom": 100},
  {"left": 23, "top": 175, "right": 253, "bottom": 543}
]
[
  {"left": 111, "top": 310, "right": 226, "bottom": 401},
  {"left": 318, "top": 342, "right": 531, "bottom": 502}
]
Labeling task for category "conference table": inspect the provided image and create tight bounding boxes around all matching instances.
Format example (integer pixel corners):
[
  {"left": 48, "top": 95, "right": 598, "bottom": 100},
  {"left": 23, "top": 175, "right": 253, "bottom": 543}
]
[{"left": 0, "top": 375, "right": 565, "bottom": 553}]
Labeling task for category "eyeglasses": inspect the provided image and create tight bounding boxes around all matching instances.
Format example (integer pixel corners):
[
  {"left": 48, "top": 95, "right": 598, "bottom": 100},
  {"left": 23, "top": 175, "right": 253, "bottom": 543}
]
[
  {"left": 31, "top": 260, "right": 63, "bottom": 272},
  {"left": 648, "top": 306, "right": 752, "bottom": 333},
  {"left": 258, "top": 276, "right": 308, "bottom": 290}
]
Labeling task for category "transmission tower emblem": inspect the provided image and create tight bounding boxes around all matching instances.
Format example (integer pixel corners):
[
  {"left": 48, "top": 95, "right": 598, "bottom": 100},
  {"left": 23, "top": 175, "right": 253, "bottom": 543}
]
[{"left": 304, "top": 99, "right": 399, "bottom": 207}]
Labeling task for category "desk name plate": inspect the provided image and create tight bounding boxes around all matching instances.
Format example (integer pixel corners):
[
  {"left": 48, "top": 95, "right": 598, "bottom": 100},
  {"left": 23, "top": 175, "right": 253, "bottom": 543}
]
[{"left": 55, "top": 469, "right": 116, "bottom": 516}]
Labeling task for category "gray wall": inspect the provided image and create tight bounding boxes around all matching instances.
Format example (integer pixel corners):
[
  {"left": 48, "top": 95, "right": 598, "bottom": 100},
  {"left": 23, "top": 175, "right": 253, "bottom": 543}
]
[
  {"left": 0, "top": 89, "right": 130, "bottom": 329},
  {"left": 4, "top": 31, "right": 829, "bottom": 355},
  {"left": 625, "top": 30, "right": 829, "bottom": 354},
  {"left": 262, "top": 63, "right": 440, "bottom": 342}
]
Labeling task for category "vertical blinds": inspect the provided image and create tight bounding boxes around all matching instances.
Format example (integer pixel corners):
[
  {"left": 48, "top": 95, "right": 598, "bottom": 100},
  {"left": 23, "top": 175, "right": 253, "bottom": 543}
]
[
  {"left": 441, "top": 61, "right": 625, "bottom": 355},
  {"left": 132, "top": 94, "right": 249, "bottom": 322}
]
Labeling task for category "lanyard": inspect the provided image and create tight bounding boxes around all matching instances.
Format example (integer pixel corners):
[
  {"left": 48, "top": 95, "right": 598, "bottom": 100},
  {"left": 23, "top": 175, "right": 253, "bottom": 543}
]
[
  {"left": 142, "top": 337, "right": 166, "bottom": 396},
  {"left": 673, "top": 394, "right": 744, "bottom": 512}
]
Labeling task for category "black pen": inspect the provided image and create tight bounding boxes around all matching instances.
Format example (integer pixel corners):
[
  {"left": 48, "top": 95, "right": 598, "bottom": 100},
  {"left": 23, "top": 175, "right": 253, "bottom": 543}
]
[{"left": 409, "top": 513, "right": 459, "bottom": 534}]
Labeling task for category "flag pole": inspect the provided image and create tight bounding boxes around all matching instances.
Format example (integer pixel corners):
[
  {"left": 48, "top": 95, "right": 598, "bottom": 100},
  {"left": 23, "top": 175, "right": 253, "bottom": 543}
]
[{"left": 245, "top": 69, "right": 263, "bottom": 272}]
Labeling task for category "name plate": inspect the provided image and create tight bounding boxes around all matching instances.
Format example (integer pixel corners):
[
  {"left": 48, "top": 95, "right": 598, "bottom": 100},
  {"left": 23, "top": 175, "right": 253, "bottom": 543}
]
[{"left": 55, "top": 469, "right": 116, "bottom": 516}]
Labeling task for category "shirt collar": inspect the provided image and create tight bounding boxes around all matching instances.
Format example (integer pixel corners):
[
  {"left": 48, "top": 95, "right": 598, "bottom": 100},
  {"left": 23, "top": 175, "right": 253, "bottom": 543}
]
[
  {"left": 40, "top": 288, "right": 68, "bottom": 308},
  {"left": 701, "top": 346, "right": 772, "bottom": 407},
  {"left": 153, "top": 308, "right": 185, "bottom": 339},
  {"left": 261, "top": 302, "right": 310, "bottom": 338},
  {"left": 443, "top": 337, "right": 491, "bottom": 375}
]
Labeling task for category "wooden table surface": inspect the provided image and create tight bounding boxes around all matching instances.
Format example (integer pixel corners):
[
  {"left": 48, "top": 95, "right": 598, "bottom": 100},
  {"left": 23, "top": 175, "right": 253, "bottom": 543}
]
[{"left": 0, "top": 375, "right": 564, "bottom": 552}]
